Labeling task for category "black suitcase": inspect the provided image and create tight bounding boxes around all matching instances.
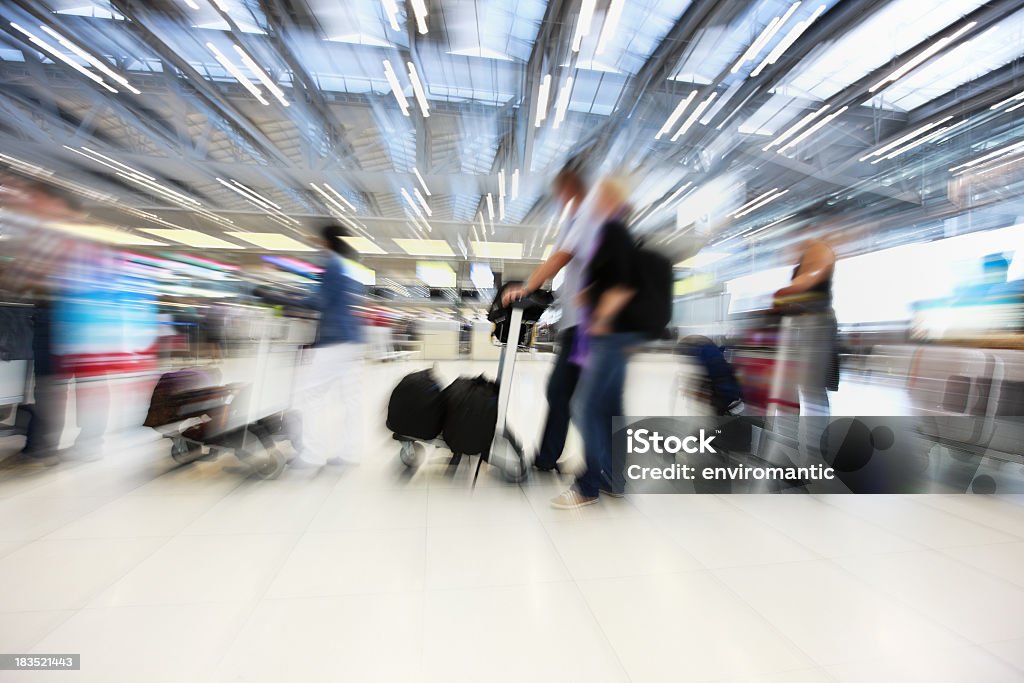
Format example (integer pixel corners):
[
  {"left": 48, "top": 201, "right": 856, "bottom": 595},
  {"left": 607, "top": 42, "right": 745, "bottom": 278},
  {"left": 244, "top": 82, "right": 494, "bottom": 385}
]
[
  {"left": 441, "top": 375, "right": 499, "bottom": 456},
  {"left": 387, "top": 369, "right": 446, "bottom": 440}
]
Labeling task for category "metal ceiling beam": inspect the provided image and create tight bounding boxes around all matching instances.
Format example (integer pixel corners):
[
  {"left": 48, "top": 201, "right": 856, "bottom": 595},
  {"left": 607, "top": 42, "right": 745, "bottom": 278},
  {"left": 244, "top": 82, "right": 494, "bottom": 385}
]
[{"left": 107, "top": 0, "right": 291, "bottom": 167}]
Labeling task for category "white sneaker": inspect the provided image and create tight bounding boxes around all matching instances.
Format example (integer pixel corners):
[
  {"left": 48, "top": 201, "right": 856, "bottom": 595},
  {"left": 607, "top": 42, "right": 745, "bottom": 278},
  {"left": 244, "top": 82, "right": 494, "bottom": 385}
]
[
  {"left": 288, "top": 456, "right": 321, "bottom": 469},
  {"left": 550, "top": 489, "right": 599, "bottom": 510}
]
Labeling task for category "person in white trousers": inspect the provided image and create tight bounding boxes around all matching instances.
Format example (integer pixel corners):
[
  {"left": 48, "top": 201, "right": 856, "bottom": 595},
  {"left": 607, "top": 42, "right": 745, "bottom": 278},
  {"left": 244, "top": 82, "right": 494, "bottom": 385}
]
[{"left": 284, "top": 224, "right": 365, "bottom": 468}]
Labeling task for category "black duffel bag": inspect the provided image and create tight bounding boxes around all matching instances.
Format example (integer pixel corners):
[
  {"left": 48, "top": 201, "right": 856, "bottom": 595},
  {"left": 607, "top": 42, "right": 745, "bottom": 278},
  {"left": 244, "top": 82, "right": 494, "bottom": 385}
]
[
  {"left": 387, "top": 368, "right": 446, "bottom": 440},
  {"left": 441, "top": 375, "right": 498, "bottom": 456}
]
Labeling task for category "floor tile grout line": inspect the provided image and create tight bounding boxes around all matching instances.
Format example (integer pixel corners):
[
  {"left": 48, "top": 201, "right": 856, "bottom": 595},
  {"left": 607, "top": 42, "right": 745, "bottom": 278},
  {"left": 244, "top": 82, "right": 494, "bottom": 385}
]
[
  {"left": 530, "top": 489, "right": 636, "bottom": 683},
  {"left": 201, "top": 469, "right": 343, "bottom": 680}
]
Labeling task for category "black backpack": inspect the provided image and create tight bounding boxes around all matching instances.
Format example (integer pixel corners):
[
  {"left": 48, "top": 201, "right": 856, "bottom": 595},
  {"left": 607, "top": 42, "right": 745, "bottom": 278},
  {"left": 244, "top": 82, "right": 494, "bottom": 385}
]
[
  {"left": 621, "top": 240, "right": 674, "bottom": 340},
  {"left": 441, "top": 375, "right": 498, "bottom": 455},
  {"left": 386, "top": 369, "right": 446, "bottom": 440},
  {"left": 487, "top": 283, "right": 554, "bottom": 344}
]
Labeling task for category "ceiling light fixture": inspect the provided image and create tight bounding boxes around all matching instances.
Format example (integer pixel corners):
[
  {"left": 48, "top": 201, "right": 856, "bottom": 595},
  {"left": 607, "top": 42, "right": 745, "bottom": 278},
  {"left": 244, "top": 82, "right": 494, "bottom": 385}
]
[
  {"left": 310, "top": 183, "right": 348, "bottom": 214},
  {"left": 413, "top": 167, "right": 431, "bottom": 196},
  {"left": 499, "top": 193, "right": 505, "bottom": 221},
  {"left": 322, "top": 183, "right": 356, "bottom": 211},
  {"left": 535, "top": 74, "right": 552, "bottom": 127},
  {"left": 572, "top": 0, "right": 596, "bottom": 53},
  {"left": 413, "top": 187, "right": 432, "bottom": 216},
  {"left": 874, "top": 121, "right": 966, "bottom": 163},
  {"left": 206, "top": 42, "right": 268, "bottom": 105},
  {"left": 656, "top": 90, "right": 697, "bottom": 140},
  {"left": 731, "top": 2, "right": 798, "bottom": 76},
  {"left": 859, "top": 116, "right": 953, "bottom": 161},
  {"left": 401, "top": 187, "right": 424, "bottom": 218},
  {"left": 382, "top": 59, "right": 410, "bottom": 116},
  {"left": 406, "top": 62, "right": 430, "bottom": 117},
  {"left": 730, "top": 188, "right": 780, "bottom": 217},
  {"left": 777, "top": 106, "right": 848, "bottom": 152},
  {"left": 10, "top": 23, "right": 117, "bottom": 93},
  {"left": 750, "top": 4, "right": 826, "bottom": 78},
  {"left": 511, "top": 168, "right": 520, "bottom": 200},
  {"left": 232, "top": 44, "right": 288, "bottom": 107},
  {"left": 381, "top": 0, "right": 401, "bottom": 31},
  {"left": 498, "top": 168, "right": 506, "bottom": 198},
  {"left": 39, "top": 25, "right": 141, "bottom": 94},
  {"left": 409, "top": 0, "right": 428, "bottom": 34},
  {"left": 553, "top": 76, "right": 574, "bottom": 129},
  {"left": 229, "top": 179, "right": 281, "bottom": 209},
  {"left": 595, "top": 0, "right": 626, "bottom": 56},
  {"left": 733, "top": 189, "right": 789, "bottom": 218},
  {"left": 764, "top": 104, "right": 830, "bottom": 150},
  {"left": 671, "top": 92, "right": 718, "bottom": 141},
  {"left": 869, "top": 22, "right": 976, "bottom": 94},
  {"left": 950, "top": 138, "right": 1024, "bottom": 174},
  {"left": 486, "top": 193, "right": 495, "bottom": 221},
  {"left": 990, "top": 89, "right": 1024, "bottom": 111}
]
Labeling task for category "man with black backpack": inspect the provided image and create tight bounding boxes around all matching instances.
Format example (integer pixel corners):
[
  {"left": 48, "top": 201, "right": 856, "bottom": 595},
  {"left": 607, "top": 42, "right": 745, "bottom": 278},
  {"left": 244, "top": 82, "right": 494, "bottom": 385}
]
[{"left": 550, "top": 178, "right": 673, "bottom": 509}]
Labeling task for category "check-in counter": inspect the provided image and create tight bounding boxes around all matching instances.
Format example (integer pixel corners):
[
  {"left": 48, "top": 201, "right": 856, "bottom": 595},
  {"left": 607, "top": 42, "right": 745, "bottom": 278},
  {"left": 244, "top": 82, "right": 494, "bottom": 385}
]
[
  {"left": 419, "top": 320, "right": 460, "bottom": 360},
  {"left": 471, "top": 320, "right": 500, "bottom": 360}
]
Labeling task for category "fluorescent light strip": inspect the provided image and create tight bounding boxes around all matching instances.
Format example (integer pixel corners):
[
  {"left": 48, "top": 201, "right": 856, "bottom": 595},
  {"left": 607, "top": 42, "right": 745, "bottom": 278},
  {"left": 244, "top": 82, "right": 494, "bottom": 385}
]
[
  {"left": 382, "top": 59, "right": 410, "bottom": 116},
  {"left": 10, "top": 23, "right": 117, "bottom": 93},
  {"left": 409, "top": 0, "right": 428, "bottom": 34},
  {"left": 734, "top": 189, "right": 788, "bottom": 218},
  {"left": 535, "top": 74, "right": 552, "bottom": 127},
  {"left": 671, "top": 92, "right": 717, "bottom": 141},
  {"left": 572, "top": 0, "right": 596, "bottom": 52},
  {"left": 218, "top": 177, "right": 273, "bottom": 210},
  {"left": 874, "top": 125, "right": 953, "bottom": 163},
  {"left": 478, "top": 212, "right": 487, "bottom": 237},
  {"left": 730, "top": 188, "right": 780, "bottom": 217},
  {"left": 553, "top": 76, "right": 574, "bottom": 129},
  {"left": 79, "top": 147, "right": 155, "bottom": 181},
  {"left": 990, "top": 90, "right": 1024, "bottom": 110},
  {"left": 729, "top": 9, "right": 786, "bottom": 75},
  {"left": 869, "top": 22, "right": 976, "bottom": 94},
  {"left": 39, "top": 25, "right": 141, "bottom": 95},
  {"left": 596, "top": 0, "right": 626, "bottom": 56},
  {"left": 233, "top": 45, "right": 288, "bottom": 107},
  {"left": 413, "top": 167, "right": 431, "bottom": 196},
  {"left": 486, "top": 193, "right": 495, "bottom": 220},
  {"left": 499, "top": 193, "right": 505, "bottom": 221},
  {"left": 1007, "top": 100, "right": 1024, "bottom": 114},
  {"left": 413, "top": 187, "right": 432, "bottom": 216},
  {"left": 750, "top": 4, "right": 826, "bottom": 77},
  {"left": 778, "top": 106, "right": 848, "bottom": 152},
  {"left": 765, "top": 104, "right": 830, "bottom": 150},
  {"left": 656, "top": 90, "right": 697, "bottom": 140},
  {"left": 950, "top": 138, "right": 1024, "bottom": 173},
  {"left": 229, "top": 179, "right": 281, "bottom": 210},
  {"left": 381, "top": 0, "right": 400, "bottom": 31},
  {"left": 406, "top": 62, "right": 430, "bottom": 117},
  {"left": 498, "top": 168, "right": 506, "bottom": 198},
  {"left": 859, "top": 116, "right": 953, "bottom": 161},
  {"left": 117, "top": 172, "right": 198, "bottom": 206},
  {"left": 183, "top": 0, "right": 200, "bottom": 9},
  {"left": 400, "top": 187, "right": 424, "bottom": 219},
  {"left": 511, "top": 168, "right": 520, "bottom": 200},
  {"left": 310, "top": 183, "right": 348, "bottom": 214},
  {"left": 206, "top": 42, "right": 268, "bottom": 105},
  {"left": 321, "top": 183, "right": 356, "bottom": 211}
]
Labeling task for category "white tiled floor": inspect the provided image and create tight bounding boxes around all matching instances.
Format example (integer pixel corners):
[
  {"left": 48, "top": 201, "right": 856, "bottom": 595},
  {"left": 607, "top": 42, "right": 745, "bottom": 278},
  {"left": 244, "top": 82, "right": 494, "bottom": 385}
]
[{"left": 0, "top": 357, "right": 1023, "bottom": 682}]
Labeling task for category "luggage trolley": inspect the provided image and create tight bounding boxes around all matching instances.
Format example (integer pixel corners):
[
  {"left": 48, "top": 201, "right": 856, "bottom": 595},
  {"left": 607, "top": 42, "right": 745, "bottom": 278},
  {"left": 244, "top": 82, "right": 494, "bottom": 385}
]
[
  {"left": 145, "top": 310, "right": 314, "bottom": 479},
  {"left": 395, "top": 288, "right": 552, "bottom": 483}
]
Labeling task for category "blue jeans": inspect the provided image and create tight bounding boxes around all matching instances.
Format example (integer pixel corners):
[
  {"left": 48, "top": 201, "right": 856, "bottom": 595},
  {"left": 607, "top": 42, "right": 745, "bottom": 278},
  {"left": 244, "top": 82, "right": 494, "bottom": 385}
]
[
  {"left": 535, "top": 327, "right": 580, "bottom": 469},
  {"left": 571, "top": 332, "right": 645, "bottom": 497}
]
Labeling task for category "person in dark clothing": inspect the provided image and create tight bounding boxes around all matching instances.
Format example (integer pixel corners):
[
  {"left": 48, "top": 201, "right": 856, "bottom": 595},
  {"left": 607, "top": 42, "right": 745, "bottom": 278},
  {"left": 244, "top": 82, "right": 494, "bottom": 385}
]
[
  {"left": 550, "top": 179, "right": 646, "bottom": 509},
  {"left": 502, "top": 161, "right": 595, "bottom": 472}
]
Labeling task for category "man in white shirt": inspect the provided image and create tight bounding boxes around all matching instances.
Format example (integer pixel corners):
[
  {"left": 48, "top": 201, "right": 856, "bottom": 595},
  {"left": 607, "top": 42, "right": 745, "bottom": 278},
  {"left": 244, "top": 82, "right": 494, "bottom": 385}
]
[{"left": 503, "top": 161, "right": 599, "bottom": 471}]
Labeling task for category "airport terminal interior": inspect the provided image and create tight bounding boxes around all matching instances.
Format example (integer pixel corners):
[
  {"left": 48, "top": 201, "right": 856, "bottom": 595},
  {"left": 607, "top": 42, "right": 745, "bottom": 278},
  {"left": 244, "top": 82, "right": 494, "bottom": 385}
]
[{"left": 2, "top": 0, "right": 1024, "bottom": 680}]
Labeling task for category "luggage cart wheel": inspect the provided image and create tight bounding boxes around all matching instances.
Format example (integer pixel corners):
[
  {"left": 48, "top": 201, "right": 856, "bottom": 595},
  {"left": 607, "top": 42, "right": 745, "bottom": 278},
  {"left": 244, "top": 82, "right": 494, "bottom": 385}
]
[
  {"left": 493, "top": 430, "right": 527, "bottom": 483},
  {"left": 170, "top": 438, "right": 202, "bottom": 465},
  {"left": 399, "top": 441, "right": 424, "bottom": 467},
  {"left": 251, "top": 450, "right": 286, "bottom": 479}
]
